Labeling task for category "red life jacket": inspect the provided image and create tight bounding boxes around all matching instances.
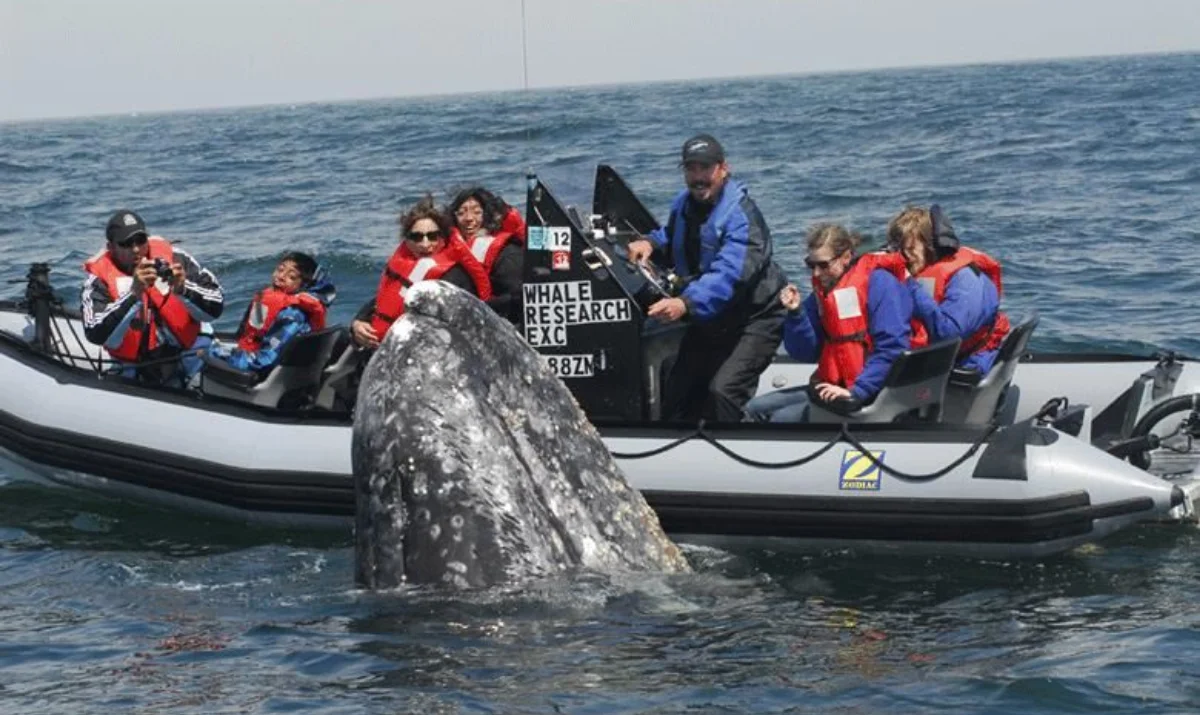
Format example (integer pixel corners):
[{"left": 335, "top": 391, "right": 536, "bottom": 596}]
[
  {"left": 914, "top": 246, "right": 1011, "bottom": 356},
  {"left": 235, "top": 287, "right": 328, "bottom": 352},
  {"left": 499, "top": 206, "right": 527, "bottom": 241},
  {"left": 82, "top": 237, "right": 201, "bottom": 362},
  {"left": 812, "top": 252, "right": 929, "bottom": 388},
  {"left": 454, "top": 206, "right": 527, "bottom": 273},
  {"left": 457, "top": 229, "right": 517, "bottom": 274},
  {"left": 369, "top": 239, "right": 492, "bottom": 337}
]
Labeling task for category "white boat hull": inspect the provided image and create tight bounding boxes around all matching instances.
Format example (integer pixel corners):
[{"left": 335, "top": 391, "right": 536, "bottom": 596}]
[{"left": 0, "top": 307, "right": 1194, "bottom": 557}]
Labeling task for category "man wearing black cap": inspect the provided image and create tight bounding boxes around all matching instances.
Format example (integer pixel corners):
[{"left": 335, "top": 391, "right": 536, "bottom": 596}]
[
  {"left": 82, "top": 209, "right": 225, "bottom": 386},
  {"left": 626, "top": 134, "right": 788, "bottom": 422}
]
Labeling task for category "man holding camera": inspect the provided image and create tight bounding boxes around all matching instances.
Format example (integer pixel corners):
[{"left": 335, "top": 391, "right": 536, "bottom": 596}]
[{"left": 82, "top": 209, "right": 224, "bottom": 386}]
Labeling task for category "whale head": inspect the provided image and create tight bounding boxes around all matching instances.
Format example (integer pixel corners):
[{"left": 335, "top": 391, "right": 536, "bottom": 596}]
[{"left": 351, "top": 281, "right": 690, "bottom": 589}]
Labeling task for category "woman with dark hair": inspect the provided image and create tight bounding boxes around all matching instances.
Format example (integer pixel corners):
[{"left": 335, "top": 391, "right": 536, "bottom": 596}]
[
  {"left": 449, "top": 186, "right": 526, "bottom": 323},
  {"left": 350, "top": 196, "right": 491, "bottom": 349}
]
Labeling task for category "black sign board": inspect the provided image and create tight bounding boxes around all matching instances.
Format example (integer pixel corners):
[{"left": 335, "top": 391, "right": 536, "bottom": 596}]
[{"left": 521, "top": 168, "right": 685, "bottom": 421}]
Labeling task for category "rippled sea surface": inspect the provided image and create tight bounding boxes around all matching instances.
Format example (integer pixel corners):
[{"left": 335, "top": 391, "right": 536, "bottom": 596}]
[{"left": 2, "top": 53, "right": 1200, "bottom": 712}]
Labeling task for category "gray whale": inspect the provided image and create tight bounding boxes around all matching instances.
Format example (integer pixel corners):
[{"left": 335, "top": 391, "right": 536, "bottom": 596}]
[{"left": 352, "top": 281, "right": 691, "bottom": 589}]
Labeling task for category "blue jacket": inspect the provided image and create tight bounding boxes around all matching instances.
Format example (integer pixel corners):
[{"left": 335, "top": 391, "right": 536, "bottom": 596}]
[
  {"left": 208, "top": 306, "right": 314, "bottom": 372},
  {"left": 209, "top": 271, "right": 336, "bottom": 373},
  {"left": 909, "top": 269, "right": 1000, "bottom": 373},
  {"left": 648, "top": 179, "right": 785, "bottom": 323},
  {"left": 782, "top": 269, "right": 913, "bottom": 402}
]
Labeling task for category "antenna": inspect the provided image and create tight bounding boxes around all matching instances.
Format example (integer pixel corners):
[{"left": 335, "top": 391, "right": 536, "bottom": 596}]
[
  {"left": 520, "top": 0, "right": 530, "bottom": 91},
  {"left": 521, "top": 0, "right": 533, "bottom": 176}
]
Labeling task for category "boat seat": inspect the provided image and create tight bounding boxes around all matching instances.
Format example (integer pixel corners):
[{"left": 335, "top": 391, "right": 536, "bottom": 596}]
[
  {"left": 201, "top": 326, "right": 345, "bottom": 409},
  {"left": 941, "top": 315, "right": 1039, "bottom": 425},
  {"left": 314, "top": 333, "right": 369, "bottom": 411},
  {"left": 808, "top": 338, "right": 962, "bottom": 424}
]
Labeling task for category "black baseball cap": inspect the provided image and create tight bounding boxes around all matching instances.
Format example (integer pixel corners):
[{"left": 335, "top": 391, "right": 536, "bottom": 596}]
[
  {"left": 680, "top": 134, "right": 726, "bottom": 166},
  {"left": 106, "top": 209, "right": 148, "bottom": 245}
]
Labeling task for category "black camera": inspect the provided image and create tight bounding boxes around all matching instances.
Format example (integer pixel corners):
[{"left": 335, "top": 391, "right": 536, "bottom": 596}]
[{"left": 153, "top": 258, "right": 173, "bottom": 281}]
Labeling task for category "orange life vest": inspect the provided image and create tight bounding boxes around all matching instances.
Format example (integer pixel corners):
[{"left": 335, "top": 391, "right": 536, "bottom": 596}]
[
  {"left": 499, "top": 206, "right": 527, "bottom": 241},
  {"left": 812, "top": 252, "right": 928, "bottom": 388},
  {"left": 454, "top": 206, "right": 527, "bottom": 273},
  {"left": 82, "top": 237, "right": 201, "bottom": 362},
  {"left": 914, "top": 246, "right": 1011, "bottom": 356},
  {"left": 369, "top": 239, "right": 492, "bottom": 337},
  {"left": 457, "top": 229, "right": 517, "bottom": 274},
  {"left": 236, "top": 287, "right": 327, "bottom": 352}
]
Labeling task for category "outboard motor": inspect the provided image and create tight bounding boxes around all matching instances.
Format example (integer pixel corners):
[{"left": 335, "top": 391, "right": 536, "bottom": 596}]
[
  {"left": 521, "top": 167, "right": 685, "bottom": 421},
  {"left": 1095, "top": 352, "right": 1200, "bottom": 474}
]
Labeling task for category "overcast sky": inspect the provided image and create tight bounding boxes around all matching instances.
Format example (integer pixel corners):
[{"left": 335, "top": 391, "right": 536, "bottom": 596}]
[{"left": 2, "top": 0, "right": 1198, "bottom": 122}]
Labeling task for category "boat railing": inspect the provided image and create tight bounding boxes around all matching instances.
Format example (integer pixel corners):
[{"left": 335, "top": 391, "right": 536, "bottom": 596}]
[{"left": 12, "top": 263, "right": 114, "bottom": 372}]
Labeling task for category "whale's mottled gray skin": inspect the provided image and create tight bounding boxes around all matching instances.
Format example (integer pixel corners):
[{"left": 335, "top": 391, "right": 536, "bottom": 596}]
[{"left": 352, "top": 281, "right": 690, "bottom": 589}]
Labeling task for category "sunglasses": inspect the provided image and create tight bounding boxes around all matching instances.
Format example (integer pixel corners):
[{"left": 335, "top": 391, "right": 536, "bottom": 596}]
[
  {"left": 116, "top": 233, "right": 148, "bottom": 248},
  {"left": 804, "top": 256, "right": 835, "bottom": 271},
  {"left": 406, "top": 230, "right": 443, "bottom": 243}
]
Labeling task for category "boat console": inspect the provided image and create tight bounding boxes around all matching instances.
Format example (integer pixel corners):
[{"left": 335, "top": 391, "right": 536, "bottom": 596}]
[{"left": 520, "top": 166, "right": 686, "bottom": 421}]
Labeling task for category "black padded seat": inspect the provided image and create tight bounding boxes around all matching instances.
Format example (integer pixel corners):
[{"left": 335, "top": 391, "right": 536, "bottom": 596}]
[
  {"left": 941, "top": 315, "right": 1039, "bottom": 425},
  {"left": 201, "top": 326, "right": 345, "bottom": 408},
  {"left": 313, "top": 334, "right": 369, "bottom": 411},
  {"left": 201, "top": 355, "right": 260, "bottom": 390},
  {"left": 807, "top": 338, "right": 962, "bottom": 424}
]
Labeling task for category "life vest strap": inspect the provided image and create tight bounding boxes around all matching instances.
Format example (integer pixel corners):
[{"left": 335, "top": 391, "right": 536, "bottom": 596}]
[
  {"left": 824, "top": 330, "right": 868, "bottom": 345},
  {"left": 383, "top": 267, "right": 413, "bottom": 287}
]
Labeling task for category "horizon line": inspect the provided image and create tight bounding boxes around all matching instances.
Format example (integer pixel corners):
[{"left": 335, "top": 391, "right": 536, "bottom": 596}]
[{"left": 3, "top": 48, "right": 1196, "bottom": 127}]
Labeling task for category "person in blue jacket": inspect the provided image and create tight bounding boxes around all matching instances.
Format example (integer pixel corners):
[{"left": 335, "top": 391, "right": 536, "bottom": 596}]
[
  {"left": 207, "top": 252, "right": 336, "bottom": 373},
  {"left": 888, "top": 205, "right": 1008, "bottom": 375},
  {"left": 744, "top": 224, "right": 913, "bottom": 422},
  {"left": 626, "top": 134, "right": 788, "bottom": 422}
]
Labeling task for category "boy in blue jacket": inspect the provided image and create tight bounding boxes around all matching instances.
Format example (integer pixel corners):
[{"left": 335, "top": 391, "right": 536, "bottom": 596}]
[{"left": 208, "top": 252, "right": 335, "bottom": 373}]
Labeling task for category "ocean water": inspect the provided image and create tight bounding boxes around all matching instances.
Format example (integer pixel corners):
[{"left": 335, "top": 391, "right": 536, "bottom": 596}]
[{"left": 2, "top": 53, "right": 1200, "bottom": 712}]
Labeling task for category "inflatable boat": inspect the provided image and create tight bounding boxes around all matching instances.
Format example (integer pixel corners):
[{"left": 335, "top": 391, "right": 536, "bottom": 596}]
[{"left": 0, "top": 167, "right": 1197, "bottom": 558}]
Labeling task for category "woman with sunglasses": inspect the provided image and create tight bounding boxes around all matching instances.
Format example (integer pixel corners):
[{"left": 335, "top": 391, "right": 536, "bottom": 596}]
[
  {"left": 888, "top": 205, "right": 1009, "bottom": 376},
  {"left": 81, "top": 208, "right": 225, "bottom": 387},
  {"left": 448, "top": 186, "right": 526, "bottom": 324},
  {"left": 743, "top": 223, "right": 916, "bottom": 422},
  {"left": 350, "top": 197, "right": 491, "bottom": 349}
]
